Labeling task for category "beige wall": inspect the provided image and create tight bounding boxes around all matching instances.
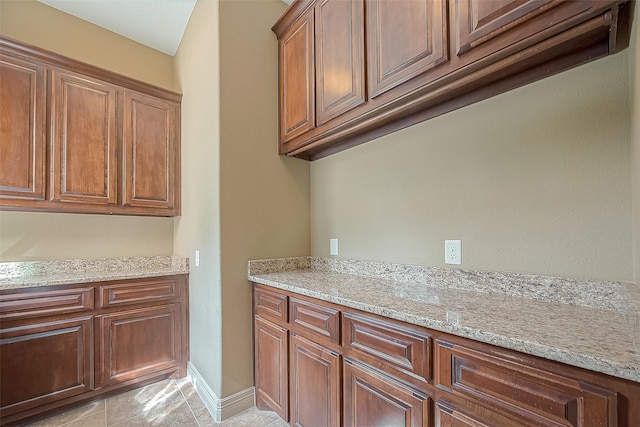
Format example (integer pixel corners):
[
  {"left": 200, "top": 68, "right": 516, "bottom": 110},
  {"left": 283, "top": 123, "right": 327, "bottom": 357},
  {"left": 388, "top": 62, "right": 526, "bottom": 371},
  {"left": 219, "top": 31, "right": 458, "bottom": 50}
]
[
  {"left": 0, "top": 0, "right": 176, "bottom": 261},
  {"left": 173, "top": 0, "right": 223, "bottom": 396},
  {"left": 631, "top": 3, "right": 640, "bottom": 284},
  {"left": 218, "top": 0, "right": 310, "bottom": 396},
  {"left": 311, "top": 51, "right": 632, "bottom": 282},
  {"left": 0, "top": 0, "right": 175, "bottom": 90}
]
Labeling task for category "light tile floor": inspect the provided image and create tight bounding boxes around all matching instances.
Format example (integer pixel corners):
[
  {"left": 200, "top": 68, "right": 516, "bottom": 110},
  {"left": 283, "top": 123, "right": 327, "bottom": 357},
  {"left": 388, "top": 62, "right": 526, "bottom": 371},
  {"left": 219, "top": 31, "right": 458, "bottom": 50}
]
[{"left": 24, "top": 379, "right": 287, "bottom": 427}]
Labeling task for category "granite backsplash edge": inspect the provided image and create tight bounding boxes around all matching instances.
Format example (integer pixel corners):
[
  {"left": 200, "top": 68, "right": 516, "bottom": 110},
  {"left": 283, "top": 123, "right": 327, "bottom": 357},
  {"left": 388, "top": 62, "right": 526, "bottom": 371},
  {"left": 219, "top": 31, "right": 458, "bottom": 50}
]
[{"left": 248, "top": 256, "right": 638, "bottom": 313}]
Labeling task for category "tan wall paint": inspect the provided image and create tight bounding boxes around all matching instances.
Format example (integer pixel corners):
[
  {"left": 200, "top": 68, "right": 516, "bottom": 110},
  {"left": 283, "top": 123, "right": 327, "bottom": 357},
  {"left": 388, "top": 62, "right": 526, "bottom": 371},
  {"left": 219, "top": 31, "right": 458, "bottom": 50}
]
[
  {"left": 173, "top": 0, "right": 223, "bottom": 396},
  {"left": 311, "top": 51, "right": 632, "bottom": 282},
  {"left": 0, "top": 0, "right": 176, "bottom": 90},
  {"left": 0, "top": 212, "right": 173, "bottom": 260},
  {"left": 219, "top": 0, "right": 309, "bottom": 396},
  {"left": 631, "top": 3, "right": 640, "bottom": 284},
  {"left": 0, "top": 0, "right": 176, "bottom": 261}
]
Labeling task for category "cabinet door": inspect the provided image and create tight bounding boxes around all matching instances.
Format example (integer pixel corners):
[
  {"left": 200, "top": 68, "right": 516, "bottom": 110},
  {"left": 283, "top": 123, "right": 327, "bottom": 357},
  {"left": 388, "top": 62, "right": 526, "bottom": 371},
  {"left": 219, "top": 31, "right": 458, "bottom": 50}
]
[
  {"left": 0, "top": 316, "right": 93, "bottom": 417},
  {"left": 122, "top": 90, "right": 178, "bottom": 212},
  {"left": 0, "top": 54, "right": 46, "bottom": 201},
  {"left": 290, "top": 333, "right": 341, "bottom": 427},
  {"left": 344, "top": 358, "right": 431, "bottom": 427},
  {"left": 452, "top": 1, "right": 592, "bottom": 59},
  {"left": 366, "top": 0, "right": 447, "bottom": 98},
  {"left": 254, "top": 316, "right": 289, "bottom": 421},
  {"left": 435, "top": 340, "right": 617, "bottom": 426},
  {"left": 96, "top": 303, "right": 182, "bottom": 387},
  {"left": 280, "top": 8, "right": 315, "bottom": 144},
  {"left": 315, "top": 0, "right": 365, "bottom": 125},
  {"left": 50, "top": 69, "right": 117, "bottom": 205}
]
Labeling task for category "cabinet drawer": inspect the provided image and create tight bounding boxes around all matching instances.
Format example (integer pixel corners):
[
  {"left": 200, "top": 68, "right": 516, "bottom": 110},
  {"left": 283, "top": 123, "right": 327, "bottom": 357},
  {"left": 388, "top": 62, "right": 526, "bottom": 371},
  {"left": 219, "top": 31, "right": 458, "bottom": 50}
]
[
  {"left": 290, "top": 297, "right": 340, "bottom": 344},
  {"left": 254, "top": 286, "right": 288, "bottom": 323},
  {"left": 435, "top": 340, "right": 617, "bottom": 426},
  {"left": 343, "top": 312, "right": 430, "bottom": 384},
  {"left": 98, "top": 278, "right": 180, "bottom": 308},
  {"left": 0, "top": 287, "right": 94, "bottom": 320}
]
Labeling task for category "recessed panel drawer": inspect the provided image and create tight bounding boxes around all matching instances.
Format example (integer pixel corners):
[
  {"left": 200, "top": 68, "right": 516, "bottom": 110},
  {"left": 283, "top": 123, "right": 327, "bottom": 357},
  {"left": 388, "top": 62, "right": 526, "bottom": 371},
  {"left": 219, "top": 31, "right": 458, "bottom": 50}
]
[
  {"left": 435, "top": 339, "right": 617, "bottom": 426},
  {"left": 290, "top": 297, "right": 340, "bottom": 345},
  {"left": 343, "top": 312, "right": 431, "bottom": 384},
  {"left": 99, "top": 278, "right": 180, "bottom": 308},
  {"left": 254, "top": 286, "right": 288, "bottom": 324},
  {"left": 0, "top": 287, "right": 94, "bottom": 320}
]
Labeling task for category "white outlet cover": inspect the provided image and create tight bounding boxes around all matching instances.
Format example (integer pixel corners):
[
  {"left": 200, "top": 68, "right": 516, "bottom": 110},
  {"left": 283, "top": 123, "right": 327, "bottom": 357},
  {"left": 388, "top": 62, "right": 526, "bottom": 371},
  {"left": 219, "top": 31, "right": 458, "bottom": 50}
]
[{"left": 445, "top": 240, "right": 461, "bottom": 265}]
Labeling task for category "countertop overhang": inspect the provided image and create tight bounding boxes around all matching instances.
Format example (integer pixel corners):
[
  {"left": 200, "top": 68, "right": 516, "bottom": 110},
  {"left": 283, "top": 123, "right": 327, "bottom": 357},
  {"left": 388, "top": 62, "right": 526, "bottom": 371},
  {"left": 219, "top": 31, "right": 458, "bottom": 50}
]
[{"left": 248, "top": 257, "right": 640, "bottom": 383}]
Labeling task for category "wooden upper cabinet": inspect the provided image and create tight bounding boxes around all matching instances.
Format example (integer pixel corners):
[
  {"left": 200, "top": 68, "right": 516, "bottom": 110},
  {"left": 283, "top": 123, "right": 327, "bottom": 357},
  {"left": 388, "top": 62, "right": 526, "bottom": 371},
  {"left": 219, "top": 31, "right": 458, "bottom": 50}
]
[
  {"left": 50, "top": 69, "right": 117, "bottom": 205},
  {"left": 452, "top": 0, "right": 592, "bottom": 61},
  {"left": 122, "top": 90, "right": 178, "bottom": 212},
  {"left": 366, "top": 0, "right": 447, "bottom": 98},
  {"left": 280, "top": 8, "right": 315, "bottom": 144},
  {"left": 0, "top": 54, "right": 46, "bottom": 201},
  {"left": 315, "top": 0, "right": 365, "bottom": 125}
]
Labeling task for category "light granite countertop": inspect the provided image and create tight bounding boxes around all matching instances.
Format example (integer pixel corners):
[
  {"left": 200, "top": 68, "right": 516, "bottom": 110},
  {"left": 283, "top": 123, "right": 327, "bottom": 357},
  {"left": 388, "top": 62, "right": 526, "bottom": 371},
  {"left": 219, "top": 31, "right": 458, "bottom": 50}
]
[
  {"left": 248, "top": 257, "right": 640, "bottom": 383},
  {"left": 0, "top": 256, "right": 189, "bottom": 289}
]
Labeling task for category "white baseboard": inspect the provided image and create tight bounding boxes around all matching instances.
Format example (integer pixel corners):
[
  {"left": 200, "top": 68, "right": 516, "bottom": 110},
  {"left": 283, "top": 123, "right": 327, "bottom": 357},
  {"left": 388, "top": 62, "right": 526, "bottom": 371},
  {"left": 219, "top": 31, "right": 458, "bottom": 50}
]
[{"left": 187, "top": 361, "right": 255, "bottom": 422}]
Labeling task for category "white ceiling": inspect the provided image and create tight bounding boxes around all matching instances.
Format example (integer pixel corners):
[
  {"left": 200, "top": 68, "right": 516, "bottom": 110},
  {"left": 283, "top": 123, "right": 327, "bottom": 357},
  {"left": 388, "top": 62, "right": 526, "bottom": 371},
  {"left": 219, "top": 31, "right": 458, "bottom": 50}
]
[{"left": 37, "top": 0, "right": 197, "bottom": 56}]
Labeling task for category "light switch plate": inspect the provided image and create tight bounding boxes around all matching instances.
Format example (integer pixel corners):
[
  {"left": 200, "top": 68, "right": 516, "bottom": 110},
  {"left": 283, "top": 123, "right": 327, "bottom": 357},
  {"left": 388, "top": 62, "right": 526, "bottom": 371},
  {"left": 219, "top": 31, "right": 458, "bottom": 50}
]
[{"left": 330, "top": 239, "right": 338, "bottom": 256}]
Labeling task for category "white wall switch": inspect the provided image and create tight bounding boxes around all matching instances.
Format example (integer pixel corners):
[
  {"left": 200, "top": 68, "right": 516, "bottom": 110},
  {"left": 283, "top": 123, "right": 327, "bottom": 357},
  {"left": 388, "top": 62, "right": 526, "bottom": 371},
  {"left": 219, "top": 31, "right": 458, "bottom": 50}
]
[
  {"left": 195, "top": 250, "right": 200, "bottom": 267},
  {"left": 330, "top": 238, "right": 339, "bottom": 256},
  {"left": 445, "top": 240, "right": 461, "bottom": 265}
]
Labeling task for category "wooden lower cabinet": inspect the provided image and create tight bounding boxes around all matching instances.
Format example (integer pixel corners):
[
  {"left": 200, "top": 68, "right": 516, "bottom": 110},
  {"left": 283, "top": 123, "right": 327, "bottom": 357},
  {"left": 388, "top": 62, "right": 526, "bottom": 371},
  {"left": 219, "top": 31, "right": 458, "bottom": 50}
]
[
  {"left": 0, "top": 316, "right": 93, "bottom": 417},
  {"left": 343, "top": 359, "right": 430, "bottom": 427},
  {"left": 290, "top": 333, "right": 341, "bottom": 427},
  {"left": 252, "top": 283, "right": 640, "bottom": 427},
  {"left": 96, "top": 304, "right": 182, "bottom": 387},
  {"left": 0, "top": 275, "right": 188, "bottom": 425},
  {"left": 255, "top": 315, "right": 289, "bottom": 421}
]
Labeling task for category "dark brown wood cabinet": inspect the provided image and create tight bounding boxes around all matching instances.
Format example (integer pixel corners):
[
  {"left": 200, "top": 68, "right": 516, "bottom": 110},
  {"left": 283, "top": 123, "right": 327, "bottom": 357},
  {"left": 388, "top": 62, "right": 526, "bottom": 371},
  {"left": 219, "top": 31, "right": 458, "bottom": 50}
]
[
  {"left": 366, "top": 0, "right": 447, "bottom": 99},
  {"left": 50, "top": 68, "right": 118, "bottom": 206},
  {"left": 273, "top": 0, "right": 632, "bottom": 160},
  {"left": 254, "top": 315, "right": 289, "bottom": 421},
  {"left": 290, "top": 333, "right": 341, "bottom": 427},
  {"left": 0, "top": 52, "right": 46, "bottom": 201},
  {"left": 0, "top": 275, "right": 189, "bottom": 425},
  {"left": 122, "top": 90, "right": 179, "bottom": 212},
  {"left": 343, "top": 358, "right": 431, "bottom": 427},
  {"left": 252, "top": 283, "right": 640, "bottom": 426},
  {"left": 0, "top": 37, "right": 181, "bottom": 216}
]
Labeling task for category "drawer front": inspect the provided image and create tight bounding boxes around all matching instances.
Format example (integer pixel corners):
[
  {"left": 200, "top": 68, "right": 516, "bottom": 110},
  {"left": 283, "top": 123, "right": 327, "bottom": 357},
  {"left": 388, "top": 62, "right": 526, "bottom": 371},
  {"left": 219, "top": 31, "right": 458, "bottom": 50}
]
[
  {"left": 254, "top": 286, "right": 288, "bottom": 324},
  {"left": 435, "top": 340, "right": 617, "bottom": 427},
  {"left": 99, "top": 278, "right": 180, "bottom": 308},
  {"left": 290, "top": 297, "right": 340, "bottom": 344},
  {"left": 0, "top": 287, "right": 94, "bottom": 320},
  {"left": 343, "top": 312, "right": 431, "bottom": 384}
]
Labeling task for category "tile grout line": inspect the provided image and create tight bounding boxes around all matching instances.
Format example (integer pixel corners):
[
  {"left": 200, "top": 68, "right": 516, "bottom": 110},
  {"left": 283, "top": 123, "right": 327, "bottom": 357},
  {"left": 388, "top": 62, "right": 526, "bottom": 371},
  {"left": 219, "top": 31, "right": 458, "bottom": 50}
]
[{"left": 176, "top": 379, "right": 210, "bottom": 427}]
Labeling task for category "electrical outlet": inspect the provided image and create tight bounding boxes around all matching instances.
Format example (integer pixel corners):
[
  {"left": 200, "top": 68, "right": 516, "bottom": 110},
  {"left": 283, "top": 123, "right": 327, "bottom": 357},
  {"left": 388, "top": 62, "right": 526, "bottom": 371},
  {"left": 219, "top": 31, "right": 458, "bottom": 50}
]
[
  {"left": 195, "top": 250, "right": 200, "bottom": 267},
  {"left": 330, "top": 239, "right": 339, "bottom": 256},
  {"left": 445, "top": 240, "right": 461, "bottom": 265}
]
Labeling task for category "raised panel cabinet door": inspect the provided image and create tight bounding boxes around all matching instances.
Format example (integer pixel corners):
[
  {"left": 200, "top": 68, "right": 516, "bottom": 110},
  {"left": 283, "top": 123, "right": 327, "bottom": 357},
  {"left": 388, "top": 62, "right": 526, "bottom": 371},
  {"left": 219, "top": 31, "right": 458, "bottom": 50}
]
[
  {"left": 366, "top": 0, "right": 448, "bottom": 98},
  {"left": 0, "top": 316, "right": 93, "bottom": 417},
  {"left": 0, "top": 54, "right": 46, "bottom": 201},
  {"left": 122, "top": 90, "right": 178, "bottom": 211},
  {"left": 453, "top": 0, "right": 592, "bottom": 57},
  {"left": 50, "top": 69, "right": 117, "bottom": 205},
  {"left": 343, "top": 358, "right": 431, "bottom": 427},
  {"left": 96, "top": 304, "right": 182, "bottom": 387},
  {"left": 254, "top": 315, "right": 289, "bottom": 421},
  {"left": 315, "top": 0, "right": 365, "bottom": 125},
  {"left": 290, "top": 333, "right": 341, "bottom": 427},
  {"left": 280, "top": 8, "right": 315, "bottom": 144}
]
